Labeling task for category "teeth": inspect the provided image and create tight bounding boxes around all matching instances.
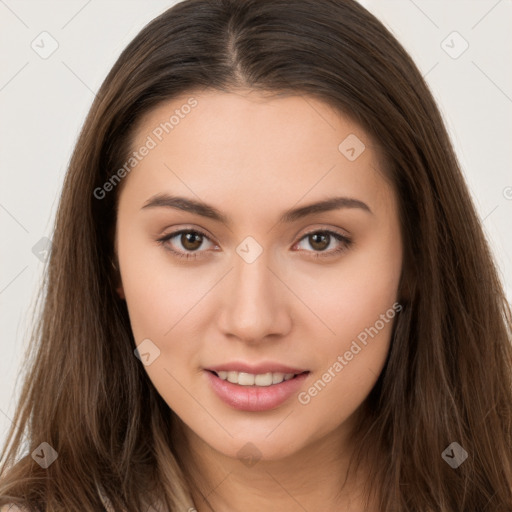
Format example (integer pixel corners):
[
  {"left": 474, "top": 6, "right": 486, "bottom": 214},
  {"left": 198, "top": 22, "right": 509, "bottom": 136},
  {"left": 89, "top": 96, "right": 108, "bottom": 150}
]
[
  {"left": 272, "top": 372, "right": 284, "bottom": 384},
  {"left": 215, "top": 370, "right": 296, "bottom": 386},
  {"left": 255, "top": 373, "right": 274, "bottom": 386},
  {"left": 239, "top": 372, "right": 255, "bottom": 386},
  {"left": 226, "top": 371, "right": 238, "bottom": 384}
]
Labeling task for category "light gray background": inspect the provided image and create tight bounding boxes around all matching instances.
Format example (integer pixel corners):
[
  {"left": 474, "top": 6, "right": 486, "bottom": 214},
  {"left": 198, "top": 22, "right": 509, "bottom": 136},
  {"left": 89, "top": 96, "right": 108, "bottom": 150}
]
[{"left": 1, "top": 0, "right": 511, "bottom": 450}]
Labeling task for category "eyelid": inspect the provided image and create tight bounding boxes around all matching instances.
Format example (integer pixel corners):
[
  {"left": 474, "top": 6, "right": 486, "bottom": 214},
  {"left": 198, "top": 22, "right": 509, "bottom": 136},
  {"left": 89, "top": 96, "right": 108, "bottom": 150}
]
[{"left": 297, "top": 225, "right": 351, "bottom": 241}]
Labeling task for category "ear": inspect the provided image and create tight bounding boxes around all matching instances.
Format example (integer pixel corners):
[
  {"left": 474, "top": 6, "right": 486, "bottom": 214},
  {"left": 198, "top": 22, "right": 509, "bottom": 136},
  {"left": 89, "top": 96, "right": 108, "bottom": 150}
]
[
  {"left": 110, "top": 260, "right": 126, "bottom": 300},
  {"left": 116, "top": 284, "right": 126, "bottom": 300},
  {"left": 111, "top": 256, "right": 126, "bottom": 300},
  {"left": 398, "top": 278, "right": 413, "bottom": 304},
  {"left": 397, "top": 259, "right": 416, "bottom": 306},
  {"left": 116, "top": 283, "right": 126, "bottom": 300},
  {"left": 114, "top": 265, "right": 125, "bottom": 300},
  {"left": 112, "top": 236, "right": 126, "bottom": 300}
]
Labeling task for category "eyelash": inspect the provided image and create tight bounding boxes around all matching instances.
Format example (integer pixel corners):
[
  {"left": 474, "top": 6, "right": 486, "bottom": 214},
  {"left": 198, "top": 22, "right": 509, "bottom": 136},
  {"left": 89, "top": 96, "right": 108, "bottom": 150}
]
[{"left": 156, "top": 227, "right": 352, "bottom": 261}]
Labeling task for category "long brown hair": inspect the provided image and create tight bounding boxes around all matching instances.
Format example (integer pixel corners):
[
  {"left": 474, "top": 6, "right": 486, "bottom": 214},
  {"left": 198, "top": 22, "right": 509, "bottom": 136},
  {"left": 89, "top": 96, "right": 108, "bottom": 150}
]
[{"left": 1, "top": 0, "right": 511, "bottom": 510}]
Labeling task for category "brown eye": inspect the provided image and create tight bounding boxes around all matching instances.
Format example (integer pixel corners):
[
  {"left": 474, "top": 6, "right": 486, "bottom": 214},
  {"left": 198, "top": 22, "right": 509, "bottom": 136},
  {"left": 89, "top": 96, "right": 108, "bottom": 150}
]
[
  {"left": 295, "top": 230, "right": 352, "bottom": 258},
  {"left": 156, "top": 229, "right": 215, "bottom": 260},
  {"left": 308, "top": 232, "right": 330, "bottom": 251},
  {"left": 180, "top": 231, "right": 204, "bottom": 251}
]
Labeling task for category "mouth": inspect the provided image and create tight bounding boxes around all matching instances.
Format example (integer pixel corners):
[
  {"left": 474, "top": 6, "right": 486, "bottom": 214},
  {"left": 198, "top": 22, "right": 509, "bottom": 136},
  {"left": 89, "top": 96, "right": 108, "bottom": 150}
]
[{"left": 204, "top": 369, "right": 310, "bottom": 412}]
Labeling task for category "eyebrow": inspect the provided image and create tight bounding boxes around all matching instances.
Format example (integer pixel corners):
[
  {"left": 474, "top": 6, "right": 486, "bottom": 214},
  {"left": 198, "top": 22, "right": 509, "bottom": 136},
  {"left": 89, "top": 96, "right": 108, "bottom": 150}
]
[{"left": 141, "top": 193, "right": 372, "bottom": 225}]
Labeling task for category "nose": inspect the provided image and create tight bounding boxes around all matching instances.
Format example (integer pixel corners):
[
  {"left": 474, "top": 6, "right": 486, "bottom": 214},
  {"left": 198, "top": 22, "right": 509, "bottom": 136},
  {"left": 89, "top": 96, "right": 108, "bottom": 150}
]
[{"left": 216, "top": 253, "right": 292, "bottom": 344}]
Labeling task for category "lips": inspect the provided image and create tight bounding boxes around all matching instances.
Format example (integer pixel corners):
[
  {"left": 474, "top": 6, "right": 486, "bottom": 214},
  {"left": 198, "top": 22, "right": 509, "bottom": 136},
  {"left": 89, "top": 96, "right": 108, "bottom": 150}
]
[{"left": 204, "top": 361, "right": 310, "bottom": 411}]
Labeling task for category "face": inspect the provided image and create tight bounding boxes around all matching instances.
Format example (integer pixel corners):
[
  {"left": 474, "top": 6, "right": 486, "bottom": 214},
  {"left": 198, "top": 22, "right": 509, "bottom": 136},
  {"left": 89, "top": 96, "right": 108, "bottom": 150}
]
[{"left": 114, "top": 89, "right": 403, "bottom": 462}]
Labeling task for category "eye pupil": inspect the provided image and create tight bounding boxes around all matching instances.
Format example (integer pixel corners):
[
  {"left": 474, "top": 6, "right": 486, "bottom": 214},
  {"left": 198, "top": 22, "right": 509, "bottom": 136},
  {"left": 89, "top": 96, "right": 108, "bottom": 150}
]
[
  {"left": 182, "top": 232, "right": 202, "bottom": 250},
  {"left": 310, "top": 233, "right": 329, "bottom": 251}
]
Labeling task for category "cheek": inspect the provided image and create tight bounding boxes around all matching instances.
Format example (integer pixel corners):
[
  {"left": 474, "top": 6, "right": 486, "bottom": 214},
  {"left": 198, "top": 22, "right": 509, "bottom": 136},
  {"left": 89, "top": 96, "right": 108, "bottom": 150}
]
[
  {"left": 293, "top": 235, "right": 401, "bottom": 428},
  {"left": 117, "top": 222, "right": 207, "bottom": 343},
  {"left": 294, "top": 228, "right": 401, "bottom": 349},
  {"left": 117, "top": 227, "right": 216, "bottom": 412},
  {"left": 117, "top": 234, "right": 209, "bottom": 414},
  {"left": 296, "top": 313, "right": 394, "bottom": 440}
]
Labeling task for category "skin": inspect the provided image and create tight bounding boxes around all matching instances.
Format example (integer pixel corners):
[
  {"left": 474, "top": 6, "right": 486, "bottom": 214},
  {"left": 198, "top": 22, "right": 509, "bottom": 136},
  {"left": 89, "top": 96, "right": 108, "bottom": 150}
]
[{"left": 114, "top": 89, "right": 403, "bottom": 511}]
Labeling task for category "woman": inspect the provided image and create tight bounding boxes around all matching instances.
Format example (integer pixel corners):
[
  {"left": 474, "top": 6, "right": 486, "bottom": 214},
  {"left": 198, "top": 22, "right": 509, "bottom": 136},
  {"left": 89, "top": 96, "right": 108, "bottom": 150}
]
[{"left": 1, "top": 0, "right": 511, "bottom": 510}]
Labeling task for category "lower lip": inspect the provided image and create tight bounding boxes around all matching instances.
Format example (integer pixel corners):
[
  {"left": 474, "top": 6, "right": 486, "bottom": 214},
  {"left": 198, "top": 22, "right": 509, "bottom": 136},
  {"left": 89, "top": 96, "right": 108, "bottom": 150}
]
[{"left": 205, "top": 371, "right": 309, "bottom": 412}]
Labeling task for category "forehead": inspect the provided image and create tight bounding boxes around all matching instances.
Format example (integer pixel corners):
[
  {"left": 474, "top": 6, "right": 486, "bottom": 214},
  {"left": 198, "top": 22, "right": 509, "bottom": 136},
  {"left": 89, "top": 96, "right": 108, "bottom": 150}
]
[{"left": 121, "top": 89, "right": 394, "bottom": 219}]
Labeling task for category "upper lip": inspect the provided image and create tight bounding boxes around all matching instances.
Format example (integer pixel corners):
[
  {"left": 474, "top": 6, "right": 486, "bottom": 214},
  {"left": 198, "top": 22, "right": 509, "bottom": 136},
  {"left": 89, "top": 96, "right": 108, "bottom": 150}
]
[{"left": 206, "top": 362, "right": 309, "bottom": 375}]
